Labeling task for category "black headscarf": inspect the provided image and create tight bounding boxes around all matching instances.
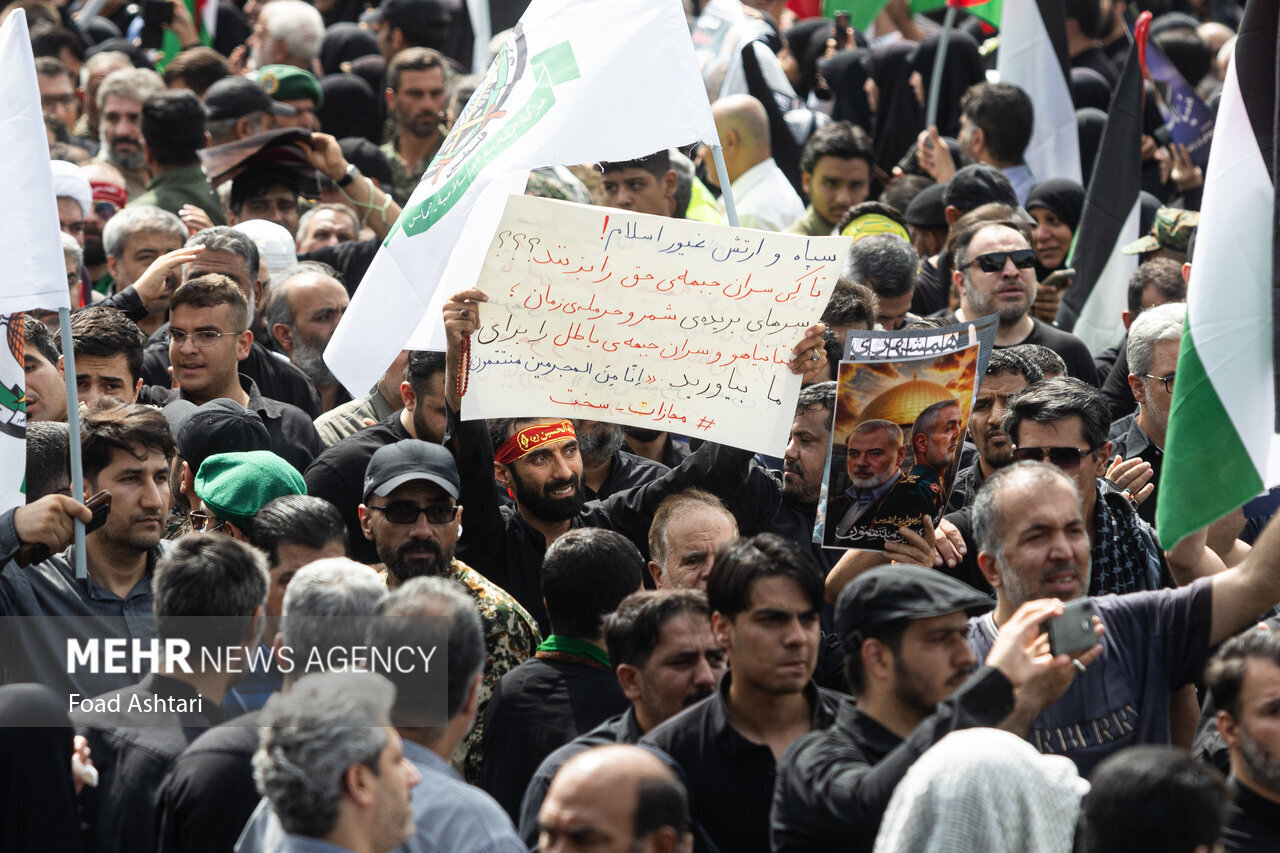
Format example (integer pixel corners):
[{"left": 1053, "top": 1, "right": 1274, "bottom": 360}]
[
  {"left": 1070, "top": 67, "right": 1113, "bottom": 112},
  {"left": 1026, "top": 178, "right": 1086, "bottom": 277},
  {"left": 320, "top": 23, "right": 380, "bottom": 76},
  {"left": 1026, "top": 178, "right": 1086, "bottom": 232},
  {"left": 0, "top": 685, "right": 79, "bottom": 853},
  {"left": 819, "top": 47, "right": 872, "bottom": 133},
  {"left": 783, "top": 18, "right": 832, "bottom": 101},
  {"left": 317, "top": 73, "right": 382, "bottom": 145},
  {"left": 907, "top": 31, "right": 984, "bottom": 138},
  {"left": 864, "top": 41, "right": 923, "bottom": 176},
  {"left": 1076, "top": 107, "right": 1107, "bottom": 186}
]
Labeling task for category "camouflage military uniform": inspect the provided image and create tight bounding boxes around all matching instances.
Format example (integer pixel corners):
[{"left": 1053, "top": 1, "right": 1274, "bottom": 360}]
[
  {"left": 871, "top": 463, "right": 946, "bottom": 527},
  {"left": 383, "top": 558, "right": 540, "bottom": 783},
  {"left": 380, "top": 128, "right": 446, "bottom": 207}
]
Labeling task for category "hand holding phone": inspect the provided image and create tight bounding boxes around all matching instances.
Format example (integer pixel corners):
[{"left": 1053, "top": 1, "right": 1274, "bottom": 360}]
[{"left": 1047, "top": 598, "right": 1099, "bottom": 657}]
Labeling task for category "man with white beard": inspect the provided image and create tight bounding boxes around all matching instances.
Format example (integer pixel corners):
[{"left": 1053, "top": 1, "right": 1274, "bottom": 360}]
[
  {"left": 825, "top": 420, "right": 905, "bottom": 546},
  {"left": 265, "top": 262, "right": 350, "bottom": 413}
]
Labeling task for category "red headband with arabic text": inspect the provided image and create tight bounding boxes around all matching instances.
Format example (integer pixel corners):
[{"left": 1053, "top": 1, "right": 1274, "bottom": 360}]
[{"left": 494, "top": 420, "right": 576, "bottom": 465}]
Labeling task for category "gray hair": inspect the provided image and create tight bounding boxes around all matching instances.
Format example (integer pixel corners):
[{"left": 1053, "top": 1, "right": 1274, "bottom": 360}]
[
  {"left": 280, "top": 558, "right": 388, "bottom": 685},
  {"left": 81, "top": 51, "right": 131, "bottom": 89},
  {"left": 264, "top": 261, "right": 342, "bottom": 331},
  {"left": 843, "top": 233, "right": 919, "bottom": 299},
  {"left": 185, "top": 226, "right": 260, "bottom": 283},
  {"left": 366, "top": 576, "right": 485, "bottom": 727},
  {"left": 850, "top": 418, "right": 903, "bottom": 446},
  {"left": 95, "top": 67, "right": 164, "bottom": 114},
  {"left": 1127, "top": 301, "right": 1186, "bottom": 378},
  {"left": 102, "top": 204, "right": 185, "bottom": 260},
  {"left": 253, "top": 671, "right": 396, "bottom": 837},
  {"left": 297, "top": 203, "right": 357, "bottom": 245},
  {"left": 972, "top": 461, "right": 1078, "bottom": 565},
  {"left": 259, "top": 0, "right": 325, "bottom": 66},
  {"left": 911, "top": 399, "right": 960, "bottom": 445},
  {"left": 61, "top": 231, "right": 83, "bottom": 268}
]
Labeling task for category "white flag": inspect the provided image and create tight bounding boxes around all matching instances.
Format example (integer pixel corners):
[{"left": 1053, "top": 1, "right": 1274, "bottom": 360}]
[
  {"left": 324, "top": 0, "right": 720, "bottom": 397},
  {"left": 0, "top": 11, "right": 74, "bottom": 315}
]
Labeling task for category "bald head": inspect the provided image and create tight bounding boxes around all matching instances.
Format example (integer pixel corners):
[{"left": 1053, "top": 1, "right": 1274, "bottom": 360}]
[
  {"left": 539, "top": 745, "right": 692, "bottom": 853},
  {"left": 712, "top": 94, "right": 772, "bottom": 181}
]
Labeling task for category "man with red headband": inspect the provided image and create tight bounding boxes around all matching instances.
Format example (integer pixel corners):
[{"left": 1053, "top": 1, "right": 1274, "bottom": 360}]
[{"left": 441, "top": 289, "right": 829, "bottom": 634}]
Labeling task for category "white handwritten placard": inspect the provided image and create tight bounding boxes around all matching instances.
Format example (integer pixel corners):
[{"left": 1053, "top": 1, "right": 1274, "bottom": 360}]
[{"left": 460, "top": 195, "right": 849, "bottom": 455}]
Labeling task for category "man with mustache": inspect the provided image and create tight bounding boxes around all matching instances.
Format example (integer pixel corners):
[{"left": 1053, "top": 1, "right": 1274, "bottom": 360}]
[
  {"left": 381, "top": 48, "right": 449, "bottom": 207},
  {"left": 573, "top": 419, "right": 670, "bottom": 500},
  {"left": 825, "top": 420, "right": 906, "bottom": 547},
  {"left": 360, "top": 439, "right": 538, "bottom": 783},
  {"left": 772, "top": 565, "right": 1097, "bottom": 852},
  {"left": 94, "top": 68, "right": 164, "bottom": 200},
  {"left": 967, "top": 460, "right": 1280, "bottom": 775},
  {"left": 515, "top": 589, "right": 727, "bottom": 846}
]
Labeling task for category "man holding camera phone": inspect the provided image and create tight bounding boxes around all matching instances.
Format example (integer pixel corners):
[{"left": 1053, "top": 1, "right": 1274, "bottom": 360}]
[{"left": 968, "top": 458, "right": 1280, "bottom": 775}]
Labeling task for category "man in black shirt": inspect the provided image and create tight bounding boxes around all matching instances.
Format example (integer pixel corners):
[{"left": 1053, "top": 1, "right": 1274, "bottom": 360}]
[
  {"left": 517, "top": 589, "right": 727, "bottom": 845},
  {"left": 574, "top": 419, "right": 670, "bottom": 501},
  {"left": 946, "top": 217, "right": 1098, "bottom": 385},
  {"left": 771, "top": 565, "right": 1096, "bottom": 852},
  {"left": 1207, "top": 628, "right": 1280, "bottom": 853},
  {"left": 155, "top": 557, "right": 389, "bottom": 853},
  {"left": 481, "top": 528, "right": 640, "bottom": 819},
  {"left": 74, "top": 535, "right": 267, "bottom": 853},
  {"left": 162, "top": 275, "right": 323, "bottom": 473},
  {"left": 1066, "top": 0, "right": 1121, "bottom": 88},
  {"left": 643, "top": 533, "right": 842, "bottom": 853},
  {"left": 304, "top": 350, "right": 447, "bottom": 562}
]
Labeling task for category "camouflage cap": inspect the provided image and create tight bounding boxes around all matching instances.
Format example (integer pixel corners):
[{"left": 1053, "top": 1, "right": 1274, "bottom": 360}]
[
  {"left": 254, "top": 65, "right": 324, "bottom": 108},
  {"left": 1121, "top": 207, "right": 1198, "bottom": 255}
]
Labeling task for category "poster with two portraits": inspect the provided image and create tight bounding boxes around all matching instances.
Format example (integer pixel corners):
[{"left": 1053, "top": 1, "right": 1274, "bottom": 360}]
[{"left": 814, "top": 315, "right": 998, "bottom": 552}]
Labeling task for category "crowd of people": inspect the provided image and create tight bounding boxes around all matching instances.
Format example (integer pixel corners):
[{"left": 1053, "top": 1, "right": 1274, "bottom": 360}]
[{"left": 3, "top": 0, "right": 1277, "bottom": 850}]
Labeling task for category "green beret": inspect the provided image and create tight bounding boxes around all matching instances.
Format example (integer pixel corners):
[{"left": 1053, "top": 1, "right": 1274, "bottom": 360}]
[
  {"left": 254, "top": 65, "right": 323, "bottom": 108},
  {"left": 195, "top": 450, "right": 307, "bottom": 530}
]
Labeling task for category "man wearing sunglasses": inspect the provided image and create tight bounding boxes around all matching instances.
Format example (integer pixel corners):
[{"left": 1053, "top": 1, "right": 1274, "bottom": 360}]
[
  {"left": 359, "top": 439, "right": 539, "bottom": 784},
  {"left": 950, "top": 219, "right": 1098, "bottom": 386}
]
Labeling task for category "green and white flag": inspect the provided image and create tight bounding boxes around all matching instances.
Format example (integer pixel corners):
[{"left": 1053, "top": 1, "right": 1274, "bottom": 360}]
[
  {"left": 323, "top": 0, "right": 719, "bottom": 397},
  {"left": 1157, "top": 0, "right": 1279, "bottom": 546}
]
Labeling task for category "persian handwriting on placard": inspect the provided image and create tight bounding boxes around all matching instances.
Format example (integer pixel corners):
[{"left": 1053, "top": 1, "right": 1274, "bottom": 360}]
[{"left": 546, "top": 394, "right": 702, "bottom": 427}]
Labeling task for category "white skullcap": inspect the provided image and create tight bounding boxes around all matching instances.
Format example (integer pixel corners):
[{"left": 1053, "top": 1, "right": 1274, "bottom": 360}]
[{"left": 232, "top": 219, "right": 297, "bottom": 277}]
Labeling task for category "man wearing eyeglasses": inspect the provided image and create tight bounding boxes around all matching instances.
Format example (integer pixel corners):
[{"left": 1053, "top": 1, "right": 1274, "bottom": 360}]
[
  {"left": 950, "top": 219, "right": 1098, "bottom": 386},
  {"left": 164, "top": 275, "right": 323, "bottom": 473},
  {"left": 358, "top": 439, "right": 539, "bottom": 784},
  {"left": 1108, "top": 302, "right": 1184, "bottom": 527}
]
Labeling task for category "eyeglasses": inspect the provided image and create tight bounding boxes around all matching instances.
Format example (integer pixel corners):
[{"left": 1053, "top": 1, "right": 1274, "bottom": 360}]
[
  {"left": 189, "top": 511, "right": 227, "bottom": 533},
  {"left": 367, "top": 502, "right": 460, "bottom": 525},
  {"left": 1141, "top": 373, "right": 1175, "bottom": 393},
  {"left": 167, "top": 329, "right": 237, "bottom": 348},
  {"left": 1011, "top": 444, "right": 1104, "bottom": 470},
  {"left": 961, "top": 249, "right": 1038, "bottom": 274},
  {"left": 92, "top": 200, "right": 119, "bottom": 220}
]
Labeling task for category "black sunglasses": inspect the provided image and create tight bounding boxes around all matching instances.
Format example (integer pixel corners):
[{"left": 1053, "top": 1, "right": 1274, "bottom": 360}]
[
  {"left": 367, "top": 502, "right": 460, "bottom": 525},
  {"left": 1011, "top": 444, "right": 1103, "bottom": 470},
  {"left": 962, "top": 249, "right": 1037, "bottom": 273}
]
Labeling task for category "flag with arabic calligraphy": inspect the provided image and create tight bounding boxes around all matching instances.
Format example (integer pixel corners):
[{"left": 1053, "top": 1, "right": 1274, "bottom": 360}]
[
  {"left": 0, "top": 13, "right": 74, "bottom": 510},
  {"left": 323, "top": 0, "right": 719, "bottom": 399},
  {"left": 1136, "top": 12, "right": 1215, "bottom": 169}
]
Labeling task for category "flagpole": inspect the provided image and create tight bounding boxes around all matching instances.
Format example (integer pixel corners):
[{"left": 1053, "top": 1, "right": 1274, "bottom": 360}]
[
  {"left": 710, "top": 144, "right": 740, "bottom": 228},
  {"left": 925, "top": 5, "right": 958, "bottom": 130},
  {"left": 56, "top": 307, "right": 87, "bottom": 579}
]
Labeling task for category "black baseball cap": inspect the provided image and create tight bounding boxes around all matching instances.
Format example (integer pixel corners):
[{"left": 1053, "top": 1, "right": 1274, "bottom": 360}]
[
  {"left": 205, "top": 76, "right": 297, "bottom": 123},
  {"left": 943, "top": 164, "right": 1019, "bottom": 214},
  {"left": 905, "top": 182, "right": 948, "bottom": 229},
  {"left": 363, "top": 440, "right": 460, "bottom": 503},
  {"left": 165, "top": 398, "right": 272, "bottom": 474},
  {"left": 835, "top": 565, "right": 993, "bottom": 643}
]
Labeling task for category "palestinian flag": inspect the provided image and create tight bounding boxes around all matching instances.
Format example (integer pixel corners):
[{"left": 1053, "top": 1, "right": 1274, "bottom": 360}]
[
  {"left": 157, "top": 0, "right": 216, "bottom": 70},
  {"left": 1157, "top": 0, "right": 1280, "bottom": 546},
  {"left": 1055, "top": 34, "right": 1141, "bottom": 353},
  {"left": 823, "top": 0, "right": 1000, "bottom": 33},
  {"left": 996, "top": 0, "right": 1080, "bottom": 185}
]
